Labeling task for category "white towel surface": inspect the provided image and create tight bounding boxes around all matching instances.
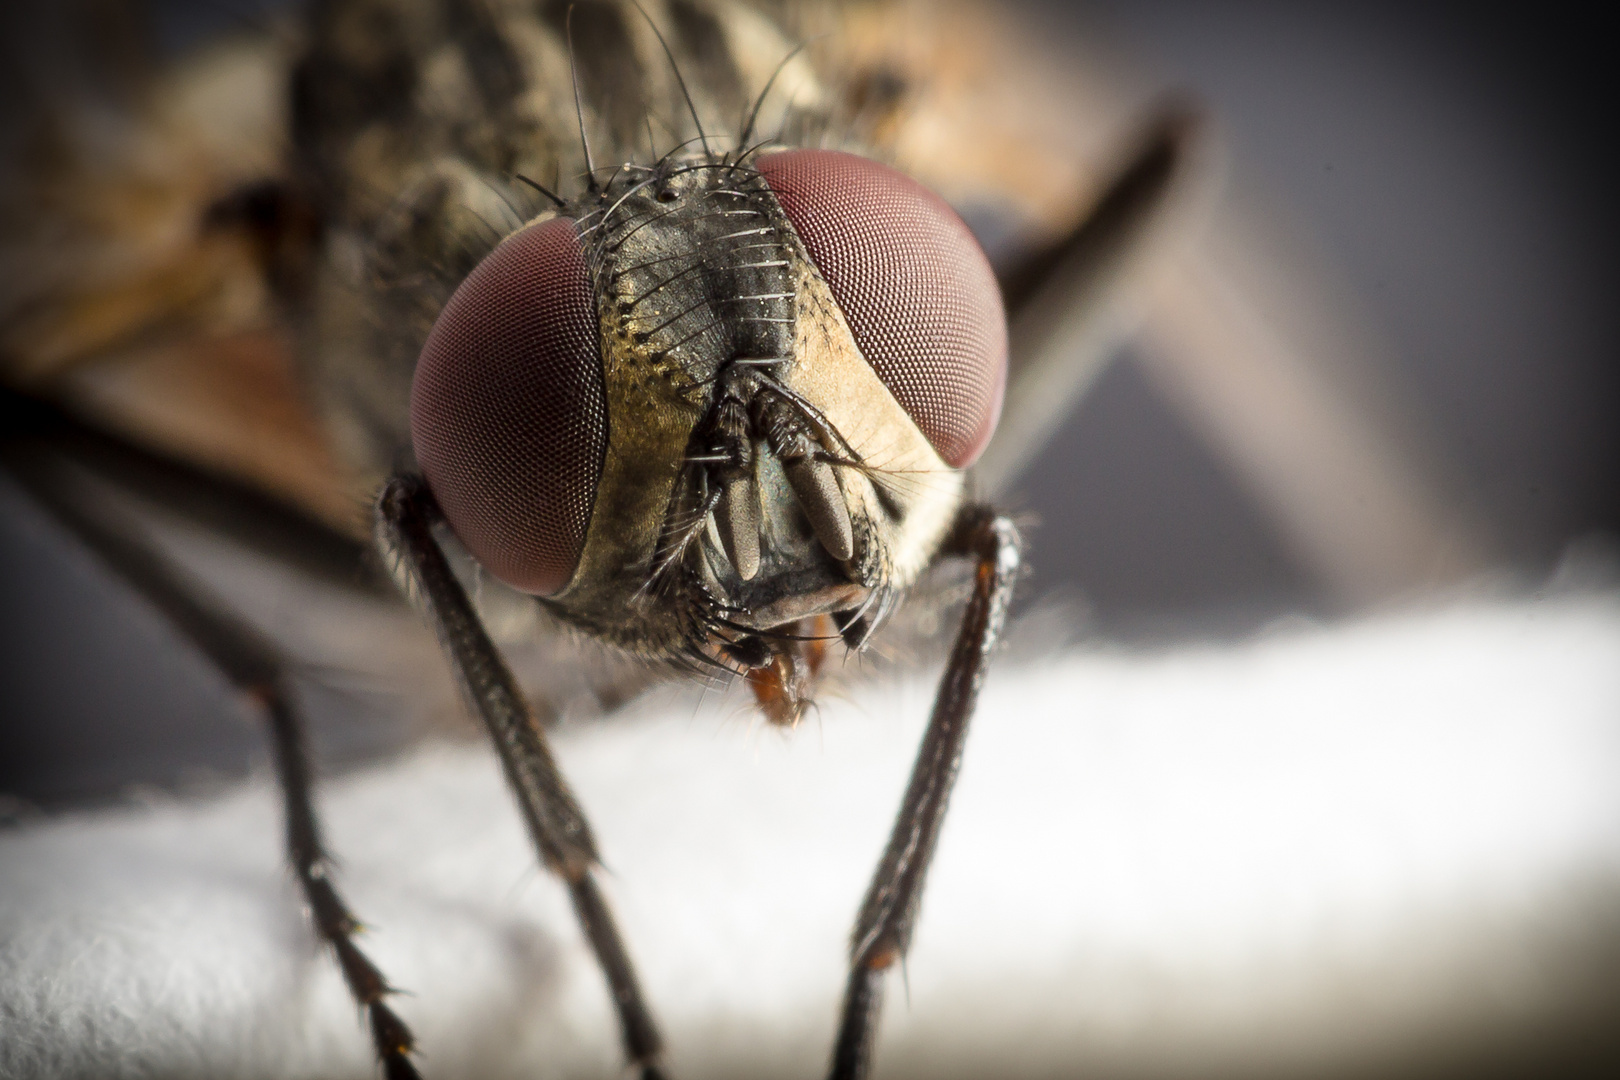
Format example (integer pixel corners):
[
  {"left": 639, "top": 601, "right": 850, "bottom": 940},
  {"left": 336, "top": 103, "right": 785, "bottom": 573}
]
[{"left": 4, "top": 592, "right": 1619, "bottom": 1079}]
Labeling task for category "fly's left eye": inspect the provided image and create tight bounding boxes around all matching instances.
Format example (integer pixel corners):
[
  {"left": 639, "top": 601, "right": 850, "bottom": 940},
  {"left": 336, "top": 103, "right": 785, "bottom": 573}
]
[
  {"left": 409, "top": 217, "right": 607, "bottom": 596},
  {"left": 759, "top": 149, "right": 1007, "bottom": 468}
]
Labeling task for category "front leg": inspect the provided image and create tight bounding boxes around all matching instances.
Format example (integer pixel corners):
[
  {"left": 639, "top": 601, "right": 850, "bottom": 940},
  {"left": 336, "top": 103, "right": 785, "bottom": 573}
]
[
  {"left": 376, "top": 475, "right": 666, "bottom": 1080},
  {"left": 829, "top": 506, "right": 1023, "bottom": 1080}
]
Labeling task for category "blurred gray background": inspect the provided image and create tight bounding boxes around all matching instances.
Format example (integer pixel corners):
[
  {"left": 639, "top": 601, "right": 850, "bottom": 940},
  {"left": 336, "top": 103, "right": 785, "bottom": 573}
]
[
  {"left": 3, "top": 0, "right": 1618, "bottom": 805},
  {"left": 1012, "top": 0, "right": 1619, "bottom": 630}
]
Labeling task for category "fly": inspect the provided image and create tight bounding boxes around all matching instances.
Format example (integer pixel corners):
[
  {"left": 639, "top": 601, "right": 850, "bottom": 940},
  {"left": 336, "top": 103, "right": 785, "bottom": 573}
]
[
  {"left": 0, "top": 2, "right": 1204, "bottom": 1077},
  {"left": 369, "top": 10, "right": 1020, "bottom": 1068}
]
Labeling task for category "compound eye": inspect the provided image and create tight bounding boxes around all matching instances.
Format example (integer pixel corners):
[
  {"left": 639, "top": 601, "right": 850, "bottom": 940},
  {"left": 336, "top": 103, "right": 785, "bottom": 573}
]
[
  {"left": 759, "top": 150, "right": 1007, "bottom": 468},
  {"left": 410, "top": 217, "right": 607, "bottom": 595}
]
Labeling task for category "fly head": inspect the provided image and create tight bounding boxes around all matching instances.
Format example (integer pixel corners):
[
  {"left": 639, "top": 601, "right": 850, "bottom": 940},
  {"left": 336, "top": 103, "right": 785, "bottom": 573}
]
[{"left": 409, "top": 146, "right": 1007, "bottom": 721}]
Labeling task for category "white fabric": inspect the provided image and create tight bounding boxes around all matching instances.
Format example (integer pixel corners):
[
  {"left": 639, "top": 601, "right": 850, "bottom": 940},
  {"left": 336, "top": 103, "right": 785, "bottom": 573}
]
[{"left": 4, "top": 593, "right": 1619, "bottom": 1079}]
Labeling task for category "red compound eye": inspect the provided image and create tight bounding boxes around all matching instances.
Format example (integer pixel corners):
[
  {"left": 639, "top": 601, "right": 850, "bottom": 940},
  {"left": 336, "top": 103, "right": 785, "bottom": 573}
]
[
  {"left": 759, "top": 149, "right": 1007, "bottom": 468},
  {"left": 410, "top": 216, "right": 607, "bottom": 595}
]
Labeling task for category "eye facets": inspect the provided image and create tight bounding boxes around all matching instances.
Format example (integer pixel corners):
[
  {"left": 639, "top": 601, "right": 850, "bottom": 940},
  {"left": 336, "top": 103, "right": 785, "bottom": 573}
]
[
  {"left": 410, "top": 217, "right": 607, "bottom": 596},
  {"left": 759, "top": 149, "right": 1008, "bottom": 469}
]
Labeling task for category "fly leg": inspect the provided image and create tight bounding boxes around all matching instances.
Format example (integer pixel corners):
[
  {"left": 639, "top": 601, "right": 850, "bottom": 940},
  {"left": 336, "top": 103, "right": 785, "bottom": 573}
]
[
  {"left": 376, "top": 474, "right": 666, "bottom": 1080},
  {"left": 828, "top": 506, "right": 1022, "bottom": 1080},
  {"left": 978, "top": 105, "right": 1204, "bottom": 496},
  {"left": 0, "top": 443, "right": 423, "bottom": 1079}
]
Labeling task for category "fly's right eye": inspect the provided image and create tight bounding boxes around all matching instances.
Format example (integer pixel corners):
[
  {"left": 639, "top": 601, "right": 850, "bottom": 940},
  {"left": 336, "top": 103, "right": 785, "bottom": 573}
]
[
  {"left": 410, "top": 217, "right": 607, "bottom": 596},
  {"left": 758, "top": 150, "right": 1007, "bottom": 470}
]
